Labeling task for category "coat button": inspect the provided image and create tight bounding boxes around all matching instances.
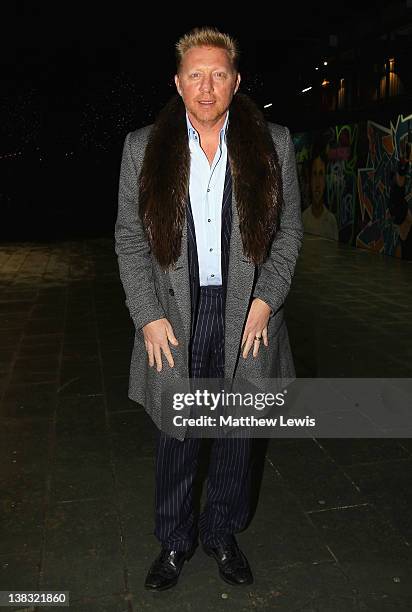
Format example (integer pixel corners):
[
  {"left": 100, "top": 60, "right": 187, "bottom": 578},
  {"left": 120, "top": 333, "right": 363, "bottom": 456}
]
[{"left": 169, "top": 288, "right": 174, "bottom": 296}]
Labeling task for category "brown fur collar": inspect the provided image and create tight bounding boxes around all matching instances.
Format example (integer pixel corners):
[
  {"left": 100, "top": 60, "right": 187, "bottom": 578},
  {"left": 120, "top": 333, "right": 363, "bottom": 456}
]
[{"left": 138, "top": 93, "right": 282, "bottom": 268}]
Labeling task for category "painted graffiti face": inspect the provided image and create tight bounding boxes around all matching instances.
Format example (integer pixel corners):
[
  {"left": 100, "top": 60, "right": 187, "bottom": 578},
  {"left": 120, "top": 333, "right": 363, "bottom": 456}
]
[{"left": 311, "top": 156, "right": 326, "bottom": 206}]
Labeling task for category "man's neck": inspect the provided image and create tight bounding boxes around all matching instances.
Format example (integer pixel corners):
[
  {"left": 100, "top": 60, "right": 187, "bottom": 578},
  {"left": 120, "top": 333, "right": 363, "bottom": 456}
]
[
  {"left": 187, "top": 111, "right": 228, "bottom": 143},
  {"left": 311, "top": 202, "right": 325, "bottom": 218}
]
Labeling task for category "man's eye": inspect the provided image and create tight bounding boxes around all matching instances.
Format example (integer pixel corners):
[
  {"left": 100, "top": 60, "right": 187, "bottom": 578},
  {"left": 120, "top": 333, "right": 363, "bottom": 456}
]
[
  {"left": 190, "top": 73, "right": 200, "bottom": 78},
  {"left": 215, "top": 72, "right": 226, "bottom": 78}
]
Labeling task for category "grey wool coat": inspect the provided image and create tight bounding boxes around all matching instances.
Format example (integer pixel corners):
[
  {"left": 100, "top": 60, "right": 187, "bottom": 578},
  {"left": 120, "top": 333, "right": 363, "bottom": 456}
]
[{"left": 114, "top": 121, "right": 303, "bottom": 440}]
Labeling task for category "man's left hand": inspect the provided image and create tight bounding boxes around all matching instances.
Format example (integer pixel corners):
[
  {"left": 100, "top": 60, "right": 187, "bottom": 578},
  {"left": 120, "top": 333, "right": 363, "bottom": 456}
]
[{"left": 241, "top": 298, "right": 271, "bottom": 358}]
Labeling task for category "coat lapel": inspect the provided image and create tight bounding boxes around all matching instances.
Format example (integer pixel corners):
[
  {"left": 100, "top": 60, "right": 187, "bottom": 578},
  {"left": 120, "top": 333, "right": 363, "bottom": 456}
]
[
  {"left": 224, "top": 184, "right": 255, "bottom": 379},
  {"left": 168, "top": 220, "right": 192, "bottom": 350}
]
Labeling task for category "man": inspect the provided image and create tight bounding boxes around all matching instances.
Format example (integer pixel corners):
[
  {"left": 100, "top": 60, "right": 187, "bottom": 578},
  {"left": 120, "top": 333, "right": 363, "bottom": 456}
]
[{"left": 115, "top": 26, "right": 303, "bottom": 591}]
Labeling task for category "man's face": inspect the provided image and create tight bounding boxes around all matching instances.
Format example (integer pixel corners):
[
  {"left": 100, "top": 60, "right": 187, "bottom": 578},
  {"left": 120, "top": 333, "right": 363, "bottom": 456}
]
[{"left": 174, "top": 46, "right": 240, "bottom": 128}]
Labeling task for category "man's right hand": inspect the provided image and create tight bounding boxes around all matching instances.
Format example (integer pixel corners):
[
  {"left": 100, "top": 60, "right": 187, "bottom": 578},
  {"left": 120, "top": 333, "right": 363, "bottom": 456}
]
[{"left": 142, "top": 318, "right": 179, "bottom": 372}]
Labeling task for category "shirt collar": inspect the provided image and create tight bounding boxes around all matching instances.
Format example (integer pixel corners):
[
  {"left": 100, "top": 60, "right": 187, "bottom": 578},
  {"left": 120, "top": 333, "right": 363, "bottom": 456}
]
[{"left": 186, "top": 111, "right": 229, "bottom": 143}]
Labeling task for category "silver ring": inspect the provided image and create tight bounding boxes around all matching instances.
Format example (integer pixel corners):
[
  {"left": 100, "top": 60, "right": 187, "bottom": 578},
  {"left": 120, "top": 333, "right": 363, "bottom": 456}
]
[{"left": 254, "top": 336, "right": 261, "bottom": 341}]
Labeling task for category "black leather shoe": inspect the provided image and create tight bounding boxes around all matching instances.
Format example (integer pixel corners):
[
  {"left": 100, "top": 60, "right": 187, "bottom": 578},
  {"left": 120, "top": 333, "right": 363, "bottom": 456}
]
[
  {"left": 144, "top": 547, "right": 196, "bottom": 591},
  {"left": 202, "top": 537, "right": 253, "bottom": 585}
]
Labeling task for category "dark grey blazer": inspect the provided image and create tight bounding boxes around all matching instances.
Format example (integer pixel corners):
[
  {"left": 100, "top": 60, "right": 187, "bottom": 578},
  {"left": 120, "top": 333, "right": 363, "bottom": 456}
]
[{"left": 114, "top": 122, "right": 303, "bottom": 440}]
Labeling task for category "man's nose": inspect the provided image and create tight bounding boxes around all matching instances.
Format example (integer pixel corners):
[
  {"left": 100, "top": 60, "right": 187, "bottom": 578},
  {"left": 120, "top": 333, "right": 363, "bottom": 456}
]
[{"left": 200, "top": 75, "right": 213, "bottom": 92}]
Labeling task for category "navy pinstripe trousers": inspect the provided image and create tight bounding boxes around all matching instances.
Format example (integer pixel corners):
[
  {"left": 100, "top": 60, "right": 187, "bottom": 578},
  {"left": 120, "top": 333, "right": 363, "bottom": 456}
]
[{"left": 154, "top": 285, "right": 253, "bottom": 551}]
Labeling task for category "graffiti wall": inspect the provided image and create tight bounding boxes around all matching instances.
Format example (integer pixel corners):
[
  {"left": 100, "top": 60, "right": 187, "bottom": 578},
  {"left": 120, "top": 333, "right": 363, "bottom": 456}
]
[{"left": 293, "top": 113, "right": 412, "bottom": 260}]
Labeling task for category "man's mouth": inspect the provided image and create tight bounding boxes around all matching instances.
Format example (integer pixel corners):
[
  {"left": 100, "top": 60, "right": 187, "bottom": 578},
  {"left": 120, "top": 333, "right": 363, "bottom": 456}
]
[{"left": 198, "top": 100, "right": 215, "bottom": 105}]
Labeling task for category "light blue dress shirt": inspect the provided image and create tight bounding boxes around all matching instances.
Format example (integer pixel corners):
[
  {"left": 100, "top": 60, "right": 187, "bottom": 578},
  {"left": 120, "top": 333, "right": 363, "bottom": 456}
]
[{"left": 186, "top": 111, "right": 229, "bottom": 286}]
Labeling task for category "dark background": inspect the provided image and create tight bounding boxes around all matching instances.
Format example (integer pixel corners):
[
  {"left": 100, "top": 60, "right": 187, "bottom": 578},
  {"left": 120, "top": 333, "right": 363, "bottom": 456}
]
[{"left": 2, "top": 1, "right": 411, "bottom": 240}]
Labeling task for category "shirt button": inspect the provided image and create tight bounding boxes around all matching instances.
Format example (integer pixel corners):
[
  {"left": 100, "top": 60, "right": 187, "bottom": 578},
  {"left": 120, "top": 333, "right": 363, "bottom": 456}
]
[
  {"left": 208, "top": 219, "right": 211, "bottom": 222},
  {"left": 209, "top": 248, "right": 213, "bottom": 252},
  {"left": 211, "top": 274, "right": 215, "bottom": 277},
  {"left": 207, "top": 188, "right": 210, "bottom": 192}
]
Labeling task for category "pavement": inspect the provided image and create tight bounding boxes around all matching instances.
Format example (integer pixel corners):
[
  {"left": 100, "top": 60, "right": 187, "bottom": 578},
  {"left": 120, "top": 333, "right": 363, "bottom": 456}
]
[{"left": 0, "top": 234, "right": 412, "bottom": 611}]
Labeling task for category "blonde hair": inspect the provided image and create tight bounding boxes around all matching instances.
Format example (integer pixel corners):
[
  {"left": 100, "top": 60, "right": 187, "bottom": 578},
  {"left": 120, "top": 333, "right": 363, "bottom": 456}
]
[{"left": 175, "top": 26, "right": 240, "bottom": 72}]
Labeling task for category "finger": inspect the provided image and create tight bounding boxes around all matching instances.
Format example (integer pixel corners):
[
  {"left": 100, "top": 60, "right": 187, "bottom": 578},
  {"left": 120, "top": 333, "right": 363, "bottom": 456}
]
[
  {"left": 241, "top": 328, "right": 250, "bottom": 348},
  {"left": 146, "top": 341, "right": 154, "bottom": 367},
  {"left": 242, "top": 332, "right": 254, "bottom": 358},
  {"left": 165, "top": 322, "right": 179, "bottom": 346},
  {"left": 262, "top": 327, "right": 269, "bottom": 347},
  {"left": 252, "top": 334, "right": 261, "bottom": 358},
  {"left": 162, "top": 343, "right": 175, "bottom": 368},
  {"left": 154, "top": 345, "right": 163, "bottom": 372}
]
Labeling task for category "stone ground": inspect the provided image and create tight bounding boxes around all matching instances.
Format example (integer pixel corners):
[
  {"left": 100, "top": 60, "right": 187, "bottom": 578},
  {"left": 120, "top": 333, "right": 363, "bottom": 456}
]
[{"left": 0, "top": 234, "right": 411, "bottom": 611}]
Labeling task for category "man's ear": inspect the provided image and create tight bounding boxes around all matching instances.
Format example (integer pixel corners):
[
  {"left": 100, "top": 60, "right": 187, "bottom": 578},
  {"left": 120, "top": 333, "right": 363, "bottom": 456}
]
[
  {"left": 234, "top": 72, "right": 241, "bottom": 94},
  {"left": 174, "top": 74, "right": 182, "bottom": 96}
]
